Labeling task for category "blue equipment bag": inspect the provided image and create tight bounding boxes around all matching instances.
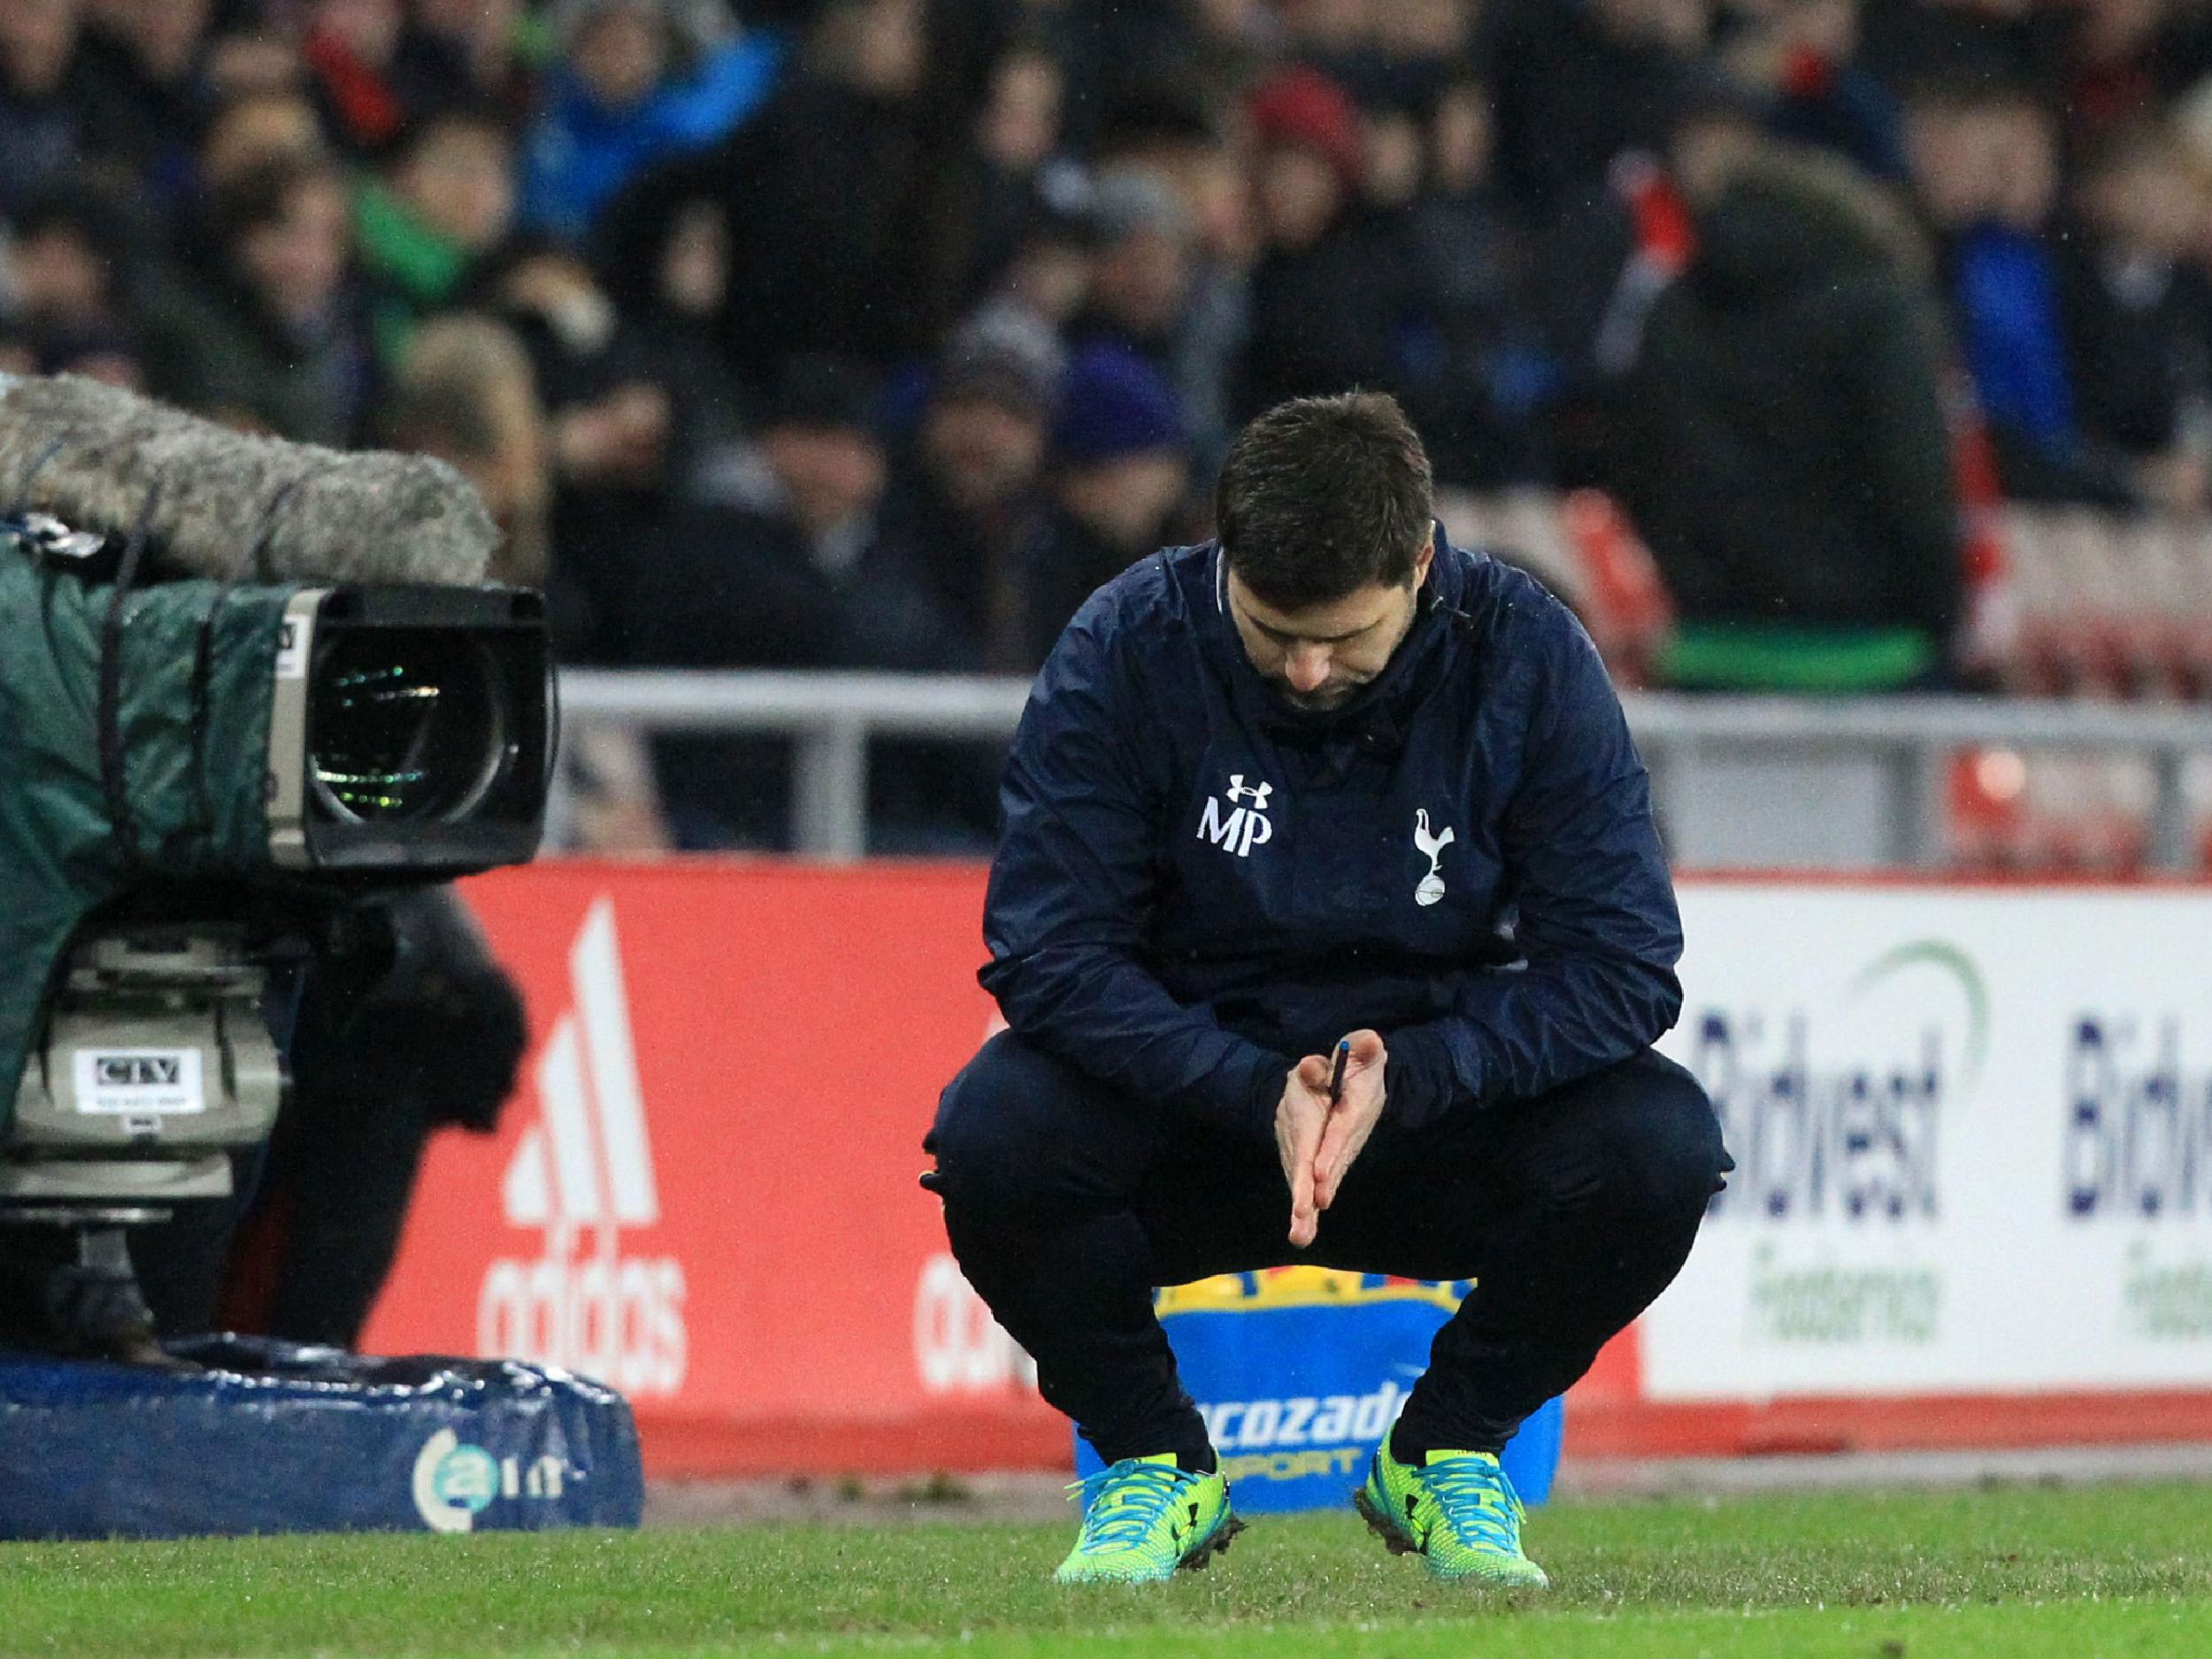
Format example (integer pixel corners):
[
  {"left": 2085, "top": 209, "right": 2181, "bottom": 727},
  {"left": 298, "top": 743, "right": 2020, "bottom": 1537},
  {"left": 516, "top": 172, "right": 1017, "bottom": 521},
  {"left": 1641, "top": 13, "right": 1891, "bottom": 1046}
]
[
  {"left": 1074, "top": 1271, "right": 1563, "bottom": 1514},
  {"left": 0, "top": 1336, "right": 643, "bottom": 1539}
]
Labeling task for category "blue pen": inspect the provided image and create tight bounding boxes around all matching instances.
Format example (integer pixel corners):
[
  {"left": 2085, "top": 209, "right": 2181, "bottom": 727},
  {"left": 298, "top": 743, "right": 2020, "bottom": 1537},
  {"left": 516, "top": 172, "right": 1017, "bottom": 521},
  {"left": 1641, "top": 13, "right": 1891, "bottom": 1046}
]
[{"left": 1325, "top": 1038, "right": 1350, "bottom": 1108}]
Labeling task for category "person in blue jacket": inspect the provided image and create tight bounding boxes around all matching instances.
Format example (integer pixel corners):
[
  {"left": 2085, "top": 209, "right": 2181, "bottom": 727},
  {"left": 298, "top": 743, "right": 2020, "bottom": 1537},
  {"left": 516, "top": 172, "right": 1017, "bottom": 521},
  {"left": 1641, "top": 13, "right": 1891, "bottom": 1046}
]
[
  {"left": 926, "top": 391, "right": 1730, "bottom": 1587},
  {"left": 520, "top": 1, "right": 785, "bottom": 245}
]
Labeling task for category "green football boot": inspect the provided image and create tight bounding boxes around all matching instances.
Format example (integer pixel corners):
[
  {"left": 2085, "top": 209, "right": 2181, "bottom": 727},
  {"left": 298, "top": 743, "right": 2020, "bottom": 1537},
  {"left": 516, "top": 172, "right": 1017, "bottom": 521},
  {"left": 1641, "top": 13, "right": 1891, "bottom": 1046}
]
[
  {"left": 1053, "top": 1454, "right": 1244, "bottom": 1584},
  {"left": 1354, "top": 1441, "right": 1550, "bottom": 1588}
]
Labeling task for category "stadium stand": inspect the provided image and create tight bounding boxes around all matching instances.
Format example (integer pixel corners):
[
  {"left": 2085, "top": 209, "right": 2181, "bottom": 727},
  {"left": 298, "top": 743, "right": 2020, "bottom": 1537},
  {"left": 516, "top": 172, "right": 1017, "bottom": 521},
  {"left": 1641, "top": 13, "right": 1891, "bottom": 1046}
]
[{"left": 8, "top": 0, "right": 2212, "bottom": 864}]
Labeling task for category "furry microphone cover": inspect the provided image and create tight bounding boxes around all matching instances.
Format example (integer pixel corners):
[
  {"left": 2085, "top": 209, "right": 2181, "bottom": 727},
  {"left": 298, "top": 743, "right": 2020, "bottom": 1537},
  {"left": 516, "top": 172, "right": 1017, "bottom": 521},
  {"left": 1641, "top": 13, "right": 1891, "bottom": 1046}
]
[{"left": 0, "top": 374, "right": 496, "bottom": 587}]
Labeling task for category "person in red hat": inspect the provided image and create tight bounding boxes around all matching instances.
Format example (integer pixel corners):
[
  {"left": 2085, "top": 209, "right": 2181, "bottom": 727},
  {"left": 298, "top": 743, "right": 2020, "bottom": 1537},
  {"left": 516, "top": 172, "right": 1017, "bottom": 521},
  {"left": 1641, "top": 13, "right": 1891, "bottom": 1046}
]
[{"left": 1234, "top": 66, "right": 1421, "bottom": 423}]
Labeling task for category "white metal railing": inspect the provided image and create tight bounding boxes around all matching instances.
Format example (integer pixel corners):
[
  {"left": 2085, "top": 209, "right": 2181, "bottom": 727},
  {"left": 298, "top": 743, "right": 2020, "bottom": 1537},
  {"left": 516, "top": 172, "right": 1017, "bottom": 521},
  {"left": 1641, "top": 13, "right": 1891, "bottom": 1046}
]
[{"left": 558, "top": 670, "right": 2212, "bottom": 867}]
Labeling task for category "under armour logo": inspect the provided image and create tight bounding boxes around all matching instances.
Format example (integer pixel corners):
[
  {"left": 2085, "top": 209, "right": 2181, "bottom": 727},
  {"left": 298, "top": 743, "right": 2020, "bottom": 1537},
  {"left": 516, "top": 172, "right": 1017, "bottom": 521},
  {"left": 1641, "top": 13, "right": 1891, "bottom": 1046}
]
[
  {"left": 1225, "top": 774, "right": 1272, "bottom": 810},
  {"left": 1414, "top": 810, "right": 1455, "bottom": 907}
]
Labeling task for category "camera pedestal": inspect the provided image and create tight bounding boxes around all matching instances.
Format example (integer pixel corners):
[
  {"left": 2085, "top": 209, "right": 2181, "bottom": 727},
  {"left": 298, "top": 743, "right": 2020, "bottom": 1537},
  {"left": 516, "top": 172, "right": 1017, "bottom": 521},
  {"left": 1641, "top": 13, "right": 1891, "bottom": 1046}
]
[{"left": 0, "top": 1209, "right": 176, "bottom": 1368}]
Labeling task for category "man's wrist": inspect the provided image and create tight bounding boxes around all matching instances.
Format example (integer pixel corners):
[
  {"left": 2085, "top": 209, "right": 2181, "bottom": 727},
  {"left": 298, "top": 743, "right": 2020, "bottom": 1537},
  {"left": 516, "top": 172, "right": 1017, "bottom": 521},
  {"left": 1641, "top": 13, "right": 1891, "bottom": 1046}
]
[
  {"left": 1382, "top": 1025, "right": 1462, "bottom": 1131},
  {"left": 1247, "top": 1053, "right": 1295, "bottom": 1137}
]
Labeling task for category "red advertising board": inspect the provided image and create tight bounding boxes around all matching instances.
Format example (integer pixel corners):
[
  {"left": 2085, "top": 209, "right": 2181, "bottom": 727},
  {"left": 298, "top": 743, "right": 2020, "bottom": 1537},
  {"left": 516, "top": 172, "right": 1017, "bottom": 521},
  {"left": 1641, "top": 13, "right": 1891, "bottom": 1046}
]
[
  {"left": 360, "top": 860, "right": 1065, "bottom": 1478},
  {"left": 365, "top": 863, "right": 2212, "bottom": 1477}
]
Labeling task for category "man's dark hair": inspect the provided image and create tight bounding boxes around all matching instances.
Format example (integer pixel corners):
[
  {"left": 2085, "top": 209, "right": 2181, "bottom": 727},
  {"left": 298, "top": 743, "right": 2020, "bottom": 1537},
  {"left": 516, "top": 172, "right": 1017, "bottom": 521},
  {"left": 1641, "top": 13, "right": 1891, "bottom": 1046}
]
[
  {"left": 209, "top": 152, "right": 348, "bottom": 250},
  {"left": 1214, "top": 391, "right": 1433, "bottom": 609},
  {"left": 381, "top": 104, "right": 513, "bottom": 174}
]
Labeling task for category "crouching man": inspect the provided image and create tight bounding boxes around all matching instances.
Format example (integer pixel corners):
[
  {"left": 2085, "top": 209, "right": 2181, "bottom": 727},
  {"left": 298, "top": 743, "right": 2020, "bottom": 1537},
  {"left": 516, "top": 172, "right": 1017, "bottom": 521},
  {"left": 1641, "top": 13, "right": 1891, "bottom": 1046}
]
[{"left": 927, "top": 393, "right": 1730, "bottom": 1586}]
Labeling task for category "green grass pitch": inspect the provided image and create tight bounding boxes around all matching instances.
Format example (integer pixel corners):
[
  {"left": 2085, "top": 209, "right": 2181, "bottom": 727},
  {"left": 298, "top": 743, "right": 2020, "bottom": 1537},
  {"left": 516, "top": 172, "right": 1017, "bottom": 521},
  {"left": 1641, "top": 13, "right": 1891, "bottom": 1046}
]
[{"left": 3, "top": 1481, "right": 2208, "bottom": 1657}]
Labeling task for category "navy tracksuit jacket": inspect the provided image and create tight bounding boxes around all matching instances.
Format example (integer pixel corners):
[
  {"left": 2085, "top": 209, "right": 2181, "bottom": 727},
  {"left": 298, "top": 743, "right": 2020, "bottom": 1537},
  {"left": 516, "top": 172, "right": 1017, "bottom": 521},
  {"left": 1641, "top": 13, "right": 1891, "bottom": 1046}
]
[{"left": 978, "top": 526, "right": 1685, "bottom": 1133}]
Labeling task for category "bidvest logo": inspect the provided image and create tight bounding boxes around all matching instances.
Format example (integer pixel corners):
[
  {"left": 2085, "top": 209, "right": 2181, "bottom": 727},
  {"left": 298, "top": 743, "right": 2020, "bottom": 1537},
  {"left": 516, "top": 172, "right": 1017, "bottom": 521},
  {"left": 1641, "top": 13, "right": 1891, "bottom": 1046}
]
[
  {"left": 477, "top": 897, "right": 687, "bottom": 1397},
  {"left": 2064, "top": 1014, "right": 2212, "bottom": 1220},
  {"left": 1690, "top": 941, "right": 1987, "bottom": 1225}
]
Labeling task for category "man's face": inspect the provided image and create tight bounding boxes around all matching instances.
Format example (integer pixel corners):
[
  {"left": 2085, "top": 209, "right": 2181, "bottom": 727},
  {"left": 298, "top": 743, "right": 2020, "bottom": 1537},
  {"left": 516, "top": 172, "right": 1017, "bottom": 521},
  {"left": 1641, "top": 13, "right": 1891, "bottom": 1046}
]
[
  {"left": 1671, "top": 112, "right": 1763, "bottom": 208},
  {"left": 923, "top": 393, "right": 1046, "bottom": 513},
  {"left": 1090, "top": 228, "right": 1190, "bottom": 337},
  {"left": 203, "top": 96, "right": 325, "bottom": 189},
  {"left": 574, "top": 7, "right": 664, "bottom": 110},
  {"left": 13, "top": 227, "right": 110, "bottom": 326},
  {"left": 238, "top": 176, "right": 351, "bottom": 323},
  {"left": 0, "top": 0, "right": 80, "bottom": 96},
  {"left": 1256, "top": 145, "right": 1344, "bottom": 250},
  {"left": 402, "top": 125, "right": 516, "bottom": 254},
  {"left": 1225, "top": 545, "right": 1432, "bottom": 712},
  {"left": 764, "top": 424, "right": 886, "bottom": 537}
]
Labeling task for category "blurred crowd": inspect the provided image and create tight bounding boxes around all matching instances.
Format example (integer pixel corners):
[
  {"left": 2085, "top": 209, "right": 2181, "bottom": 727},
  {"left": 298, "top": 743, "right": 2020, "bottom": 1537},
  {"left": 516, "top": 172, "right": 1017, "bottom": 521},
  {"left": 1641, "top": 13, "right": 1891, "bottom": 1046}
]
[{"left": 11, "top": 0, "right": 2212, "bottom": 849}]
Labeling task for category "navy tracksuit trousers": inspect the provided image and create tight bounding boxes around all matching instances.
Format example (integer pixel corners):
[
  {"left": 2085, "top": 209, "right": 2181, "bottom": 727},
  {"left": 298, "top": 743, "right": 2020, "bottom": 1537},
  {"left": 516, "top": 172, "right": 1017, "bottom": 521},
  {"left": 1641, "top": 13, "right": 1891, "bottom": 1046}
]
[{"left": 926, "top": 1034, "right": 1730, "bottom": 1468}]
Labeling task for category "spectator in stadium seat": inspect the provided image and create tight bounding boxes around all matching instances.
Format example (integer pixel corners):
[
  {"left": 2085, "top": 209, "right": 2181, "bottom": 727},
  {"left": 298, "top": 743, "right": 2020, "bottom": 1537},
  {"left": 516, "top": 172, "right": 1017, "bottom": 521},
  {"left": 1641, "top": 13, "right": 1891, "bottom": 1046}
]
[
  {"left": 508, "top": 227, "right": 824, "bottom": 702},
  {"left": 577, "top": 154, "right": 751, "bottom": 483},
  {"left": 0, "top": 0, "right": 95, "bottom": 218},
  {"left": 138, "top": 153, "right": 376, "bottom": 445},
  {"left": 639, "top": 355, "right": 886, "bottom": 848},
  {"left": 355, "top": 107, "right": 519, "bottom": 365},
  {"left": 862, "top": 306, "right": 1060, "bottom": 674},
  {"left": 396, "top": 0, "right": 540, "bottom": 131},
  {"left": 971, "top": 166, "right": 1102, "bottom": 334},
  {"left": 1087, "top": 86, "right": 1256, "bottom": 468},
  {"left": 1480, "top": 0, "right": 1709, "bottom": 222},
  {"left": 2058, "top": 123, "right": 2212, "bottom": 514},
  {"left": 1514, "top": 72, "right": 1708, "bottom": 486},
  {"left": 850, "top": 307, "right": 1064, "bottom": 850},
  {"left": 1359, "top": 69, "right": 1545, "bottom": 488},
  {"left": 382, "top": 312, "right": 553, "bottom": 588},
  {"left": 1718, "top": 0, "right": 1908, "bottom": 181},
  {"left": 1023, "top": 342, "right": 1194, "bottom": 666},
  {"left": 519, "top": 0, "right": 786, "bottom": 246},
  {"left": 1069, "top": 167, "right": 1200, "bottom": 400},
  {"left": 473, "top": 232, "right": 736, "bottom": 524},
  {"left": 1613, "top": 133, "right": 1962, "bottom": 691},
  {"left": 1907, "top": 79, "right": 2139, "bottom": 507},
  {"left": 544, "top": 343, "right": 864, "bottom": 847},
  {"left": 302, "top": 0, "right": 411, "bottom": 156},
  {"left": 1932, "top": 85, "right": 2075, "bottom": 456},
  {"left": 959, "top": 35, "right": 1072, "bottom": 308},
  {"left": 1233, "top": 67, "right": 1419, "bottom": 422},
  {"left": 375, "top": 309, "right": 672, "bottom": 853},
  {"left": 196, "top": 90, "right": 332, "bottom": 196},
  {"left": 75, "top": 0, "right": 219, "bottom": 205},
  {"left": 702, "top": 0, "right": 964, "bottom": 395},
  {"left": 4, "top": 184, "right": 138, "bottom": 356},
  {"left": 700, "top": 352, "right": 887, "bottom": 582}
]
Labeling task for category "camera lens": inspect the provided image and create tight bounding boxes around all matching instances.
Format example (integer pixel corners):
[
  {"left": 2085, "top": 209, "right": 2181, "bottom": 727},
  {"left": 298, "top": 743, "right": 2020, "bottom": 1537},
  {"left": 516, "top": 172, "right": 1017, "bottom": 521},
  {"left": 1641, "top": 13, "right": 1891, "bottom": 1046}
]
[{"left": 306, "top": 629, "right": 510, "bottom": 824}]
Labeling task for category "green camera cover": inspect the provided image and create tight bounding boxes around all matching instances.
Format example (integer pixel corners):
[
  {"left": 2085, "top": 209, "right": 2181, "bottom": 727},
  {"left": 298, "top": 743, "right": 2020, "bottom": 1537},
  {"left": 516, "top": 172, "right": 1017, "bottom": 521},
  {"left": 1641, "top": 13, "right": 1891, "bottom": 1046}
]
[{"left": 0, "top": 533, "right": 300, "bottom": 1122}]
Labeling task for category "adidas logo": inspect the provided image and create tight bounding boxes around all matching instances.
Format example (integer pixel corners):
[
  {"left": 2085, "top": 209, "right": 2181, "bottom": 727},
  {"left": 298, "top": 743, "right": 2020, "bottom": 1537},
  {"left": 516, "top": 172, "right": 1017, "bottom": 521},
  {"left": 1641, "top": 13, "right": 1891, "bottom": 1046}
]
[{"left": 476, "top": 897, "right": 687, "bottom": 1398}]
